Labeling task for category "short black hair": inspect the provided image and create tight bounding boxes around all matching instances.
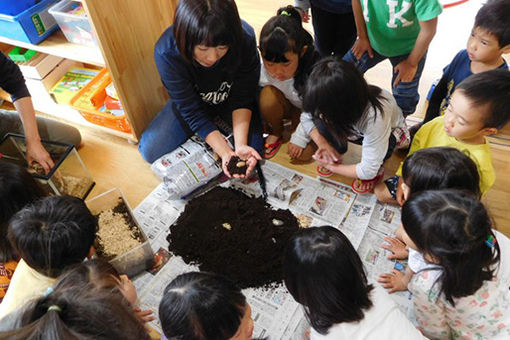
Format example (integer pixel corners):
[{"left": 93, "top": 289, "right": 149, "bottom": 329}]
[
  {"left": 474, "top": 0, "right": 510, "bottom": 47},
  {"left": 172, "top": 0, "right": 243, "bottom": 67},
  {"left": 303, "top": 57, "right": 384, "bottom": 142},
  {"left": 8, "top": 196, "right": 97, "bottom": 278},
  {"left": 456, "top": 69, "right": 510, "bottom": 129},
  {"left": 259, "top": 6, "right": 319, "bottom": 96},
  {"left": 402, "top": 190, "right": 499, "bottom": 305},
  {"left": 402, "top": 147, "right": 481, "bottom": 198},
  {"left": 159, "top": 272, "right": 247, "bottom": 340},
  {"left": 283, "top": 226, "right": 373, "bottom": 335},
  {"left": 0, "top": 161, "right": 45, "bottom": 262}
]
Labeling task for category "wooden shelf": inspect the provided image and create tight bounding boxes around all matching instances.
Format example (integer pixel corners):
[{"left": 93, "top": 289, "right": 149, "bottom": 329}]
[{"left": 0, "top": 30, "right": 105, "bottom": 67}]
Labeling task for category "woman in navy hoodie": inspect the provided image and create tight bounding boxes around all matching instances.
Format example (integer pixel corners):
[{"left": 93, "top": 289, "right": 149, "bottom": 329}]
[{"left": 139, "top": 0, "right": 263, "bottom": 177}]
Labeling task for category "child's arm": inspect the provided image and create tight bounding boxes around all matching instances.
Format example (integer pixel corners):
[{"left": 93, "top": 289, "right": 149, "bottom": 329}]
[
  {"left": 351, "top": 0, "right": 374, "bottom": 59},
  {"left": 309, "top": 128, "right": 343, "bottom": 165},
  {"left": 393, "top": 18, "right": 438, "bottom": 87},
  {"left": 423, "top": 75, "right": 448, "bottom": 123},
  {"left": 378, "top": 267, "right": 413, "bottom": 293},
  {"left": 381, "top": 235, "right": 409, "bottom": 260},
  {"left": 232, "top": 108, "right": 262, "bottom": 178}
]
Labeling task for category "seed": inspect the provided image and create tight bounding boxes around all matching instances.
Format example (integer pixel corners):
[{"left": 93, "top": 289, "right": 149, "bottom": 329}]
[
  {"left": 272, "top": 219, "right": 284, "bottom": 226},
  {"left": 236, "top": 161, "right": 246, "bottom": 168},
  {"left": 222, "top": 223, "right": 232, "bottom": 230}
]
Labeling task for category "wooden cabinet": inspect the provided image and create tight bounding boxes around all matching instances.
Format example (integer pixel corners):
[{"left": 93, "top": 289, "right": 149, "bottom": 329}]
[{"left": 0, "top": 0, "right": 178, "bottom": 141}]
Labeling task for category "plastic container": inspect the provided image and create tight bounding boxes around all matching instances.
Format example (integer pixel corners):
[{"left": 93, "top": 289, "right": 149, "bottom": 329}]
[
  {"left": 0, "top": 0, "right": 37, "bottom": 16},
  {"left": 8, "top": 47, "right": 37, "bottom": 62},
  {"left": 70, "top": 68, "right": 132, "bottom": 133},
  {"left": 0, "top": 133, "right": 95, "bottom": 199},
  {"left": 86, "top": 188, "right": 154, "bottom": 277},
  {"left": 48, "top": 0, "right": 97, "bottom": 46},
  {"left": 0, "top": 0, "right": 59, "bottom": 44}
]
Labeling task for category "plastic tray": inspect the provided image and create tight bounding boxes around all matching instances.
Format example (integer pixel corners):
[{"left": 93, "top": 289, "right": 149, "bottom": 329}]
[
  {"left": 48, "top": 0, "right": 97, "bottom": 46},
  {"left": 70, "top": 68, "right": 132, "bottom": 133}
]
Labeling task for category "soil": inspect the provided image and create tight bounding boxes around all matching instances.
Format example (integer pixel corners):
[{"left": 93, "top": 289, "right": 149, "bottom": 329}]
[
  {"left": 167, "top": 186, "right": 300, "bottom": 288},
  {"left": 226, "top": 156, "right": 248, "bottom": 175},
  {"left": 94, "top": 200, "right": 144, "bottom": 261}
]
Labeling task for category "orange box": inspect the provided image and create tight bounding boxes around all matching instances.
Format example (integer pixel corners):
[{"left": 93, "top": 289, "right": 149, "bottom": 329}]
[{"left": 70, "top": 69, "right": 131, "bottom": 133}]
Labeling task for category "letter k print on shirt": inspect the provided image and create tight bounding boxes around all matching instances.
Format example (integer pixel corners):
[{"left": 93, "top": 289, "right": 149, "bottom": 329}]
[{"left": 386, "top": 0, "right": 413, "bottom": 27}]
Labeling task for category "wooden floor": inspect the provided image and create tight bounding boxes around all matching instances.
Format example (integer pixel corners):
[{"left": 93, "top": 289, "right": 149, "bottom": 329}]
[{"left": 21, "top": 0, "right": 510, "bottom": 236}]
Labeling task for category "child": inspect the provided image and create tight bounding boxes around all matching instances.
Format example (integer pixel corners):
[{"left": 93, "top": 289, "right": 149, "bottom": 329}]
[
  {"left": 0, "top": 260, "right": 151, "bottom": 339},
  {"left": 139, "top": 0, "right": 262, "bottom": 179},
  {"left": 395, "top": 190, "right": 510, "bottom": 339},
  {"left": 343, "top": 0, "right": 442, "bottom": 116},
  {"left": 377, "top": 147, "right": 481, "bottom": 291},
  {"left": 283, "top": 226, "right": 426, "bottom": 339},
  {"left": 0, "top": 161, "right": 45, "bottom": 302},
  {"left": 298, "top": 56, "right": 410, "bottom": 192},
  {"left": 0, "top": 196, "right": 97, "bottom": 319},
  {"left": 159, "top": 272, "right": 254, "bottom": 340},
  {"left": 258, "top": 5, "right": 321, "bottom": 160},
  {"left": 375, "top": 69, "right": 510, "bottom": 203},
  {"left": 418, "top": 0, "right": 510, "bottom": 128}
]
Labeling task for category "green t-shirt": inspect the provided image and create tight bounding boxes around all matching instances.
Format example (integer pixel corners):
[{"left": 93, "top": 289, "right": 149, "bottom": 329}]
[{"left": 361, "top": 0, "right": 442, "bottom": 57}]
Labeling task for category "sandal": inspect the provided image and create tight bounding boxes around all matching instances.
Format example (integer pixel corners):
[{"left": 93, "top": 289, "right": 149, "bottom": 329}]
[
  {"left": 352, "top": 167, "right": 385, "bottom": 194},
  {"left": 317, "top": 165, "right": 333, "bottom": 177},
  {"left": 264, "top": 138, "right": 283, "bottom": 159}
]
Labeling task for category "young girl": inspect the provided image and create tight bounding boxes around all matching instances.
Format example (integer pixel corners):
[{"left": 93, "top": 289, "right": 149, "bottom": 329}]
[
  {"left": 159, "top": 272, "right": 254, "bottom": 340},
  {"left": 283, "top": 226, "right": 426, "bottom": 339},
  {"left": 397, "top": 190, "right": 510, "bottom": 339},
  {"left": 377, "top": 147, "right": 482, "bottom": 292},
  {"left": 299, "top": 56, "right": 409, "bottom": 192},
  {"left": 0, "top": 161, "right": 45, "bottom": 302},
  {"left": 0, "top": 259, "right": 151, "bottom": 339},
  {"left": 258, "top": 5, "right": 321, "bottom": 160},
  {"left": 139, "top": 0, "right": 263, "bottom": 178}
]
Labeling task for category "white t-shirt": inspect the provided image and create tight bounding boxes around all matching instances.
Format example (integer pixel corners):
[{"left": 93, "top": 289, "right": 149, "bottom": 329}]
[
  {"left": 259, "top": 64, "right": 303, "bottom": 109},
  {"left": 310, "top": 286, "right": 427, "bottom": 340}
]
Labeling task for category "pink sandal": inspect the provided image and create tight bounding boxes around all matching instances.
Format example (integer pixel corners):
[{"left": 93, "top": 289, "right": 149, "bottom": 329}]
[
  {"left": 317, "top": 165, "right": 333, "bottom": 177},
  {"left": 264, "top": 138, "right": 283, "bottom": 159},
  {"left": 352, "top": 168, "right": 385, "bottom": 194}
]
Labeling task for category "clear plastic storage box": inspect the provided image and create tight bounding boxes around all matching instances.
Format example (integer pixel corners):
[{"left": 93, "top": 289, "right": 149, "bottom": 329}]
[
  {"left": 0, "top": 133, "right": 95, "bottom": 199},
  {"left": 86, "top": 188, "right": 154, "bottom": 277},
  {"left": 48, "top": 0, "right": 97, "bottom": 46}
]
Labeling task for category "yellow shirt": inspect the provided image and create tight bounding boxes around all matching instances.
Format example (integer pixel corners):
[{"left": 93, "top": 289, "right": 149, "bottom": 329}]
[{"left": 397, "top": 116, "right": 495, "bottom": 195}]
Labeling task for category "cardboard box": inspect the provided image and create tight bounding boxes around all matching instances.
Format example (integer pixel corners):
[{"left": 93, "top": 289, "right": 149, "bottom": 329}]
[{"left": 17, "top": 53, "right": 64, "bottom": 80}]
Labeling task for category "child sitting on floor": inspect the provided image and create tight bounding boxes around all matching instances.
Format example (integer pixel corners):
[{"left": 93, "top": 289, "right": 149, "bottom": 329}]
[
  {"left": 296, "top": 56, "right": 409, "bottom": 193},
  {"left": 0, "top": 161, "right": 45, "bottom": 302},
  {"left": 283, "top": 226, "right": 426, "bottom": 339},
  {"left": 0, "top": 260, "right": 151, "bottom": 339},
  {"left": 159, "top": 271, "right": 254, "bottom": 340},
  {"left": 394, "top": 190, "right": 510, "bottom": 339},
  {"left": 375, "top": 69, "right": 510, "bottom": 203},
  {"left": 416, "top": 0, "right": 510, "bottom": 130},
  {"left": 0, "top": 196, "right": 97, "bottom": 319},
  {"left": 258, "top": 5, "right": 321, "bottom": 160}
]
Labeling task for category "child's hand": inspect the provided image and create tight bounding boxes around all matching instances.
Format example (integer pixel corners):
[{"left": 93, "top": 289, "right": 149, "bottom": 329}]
[
  {"left": 381, "top": 236, "right": 409, "bottom": 260},
  {"left": 288, "top": 143, "right": 304, "bottom": 160},
  {"left": 235, "top": 145, "right": 262, "bottom": 178},
  {"left": 134, "top": 307, "right": 155, "bottom": 323},
  {"left": 295, "top": 7, "right": 310, "bottom": 23},
  {"left": 221, "top": 150, "right": 237, "bottom": 178},
  {"left": 377, "top": 269, "right": 409, "bottom": 293},
  {"left": 26, "top": 140, "right": 54, "bottom": 174},
  {"left": 393, "top": 59, "right": 418, "bottom": 87},
  {"left": 351, "top": 37, "right": 374, "bottom": 60},
  {"left": 313, "top": 144, "right": 342, "bottom": 165}
]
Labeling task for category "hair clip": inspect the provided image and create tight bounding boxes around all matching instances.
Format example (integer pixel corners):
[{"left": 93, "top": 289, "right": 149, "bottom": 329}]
[
  {"left": 47, "top": 305, "right": 62, "bottom": 313},
  {"left": 280, "top": 10, "right": 291, "bottom": 16},
  {"left": 485, "top": 235, "right": 497, "bottom": 248},
  {"left": 43, "top": 287, "right": 54, "bottom": 297}
]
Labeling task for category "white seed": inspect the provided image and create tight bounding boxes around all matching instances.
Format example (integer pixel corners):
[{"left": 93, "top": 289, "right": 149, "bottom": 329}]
[
  {"left": 236, "top": 161, "right": 246, "bottom": 168},
  {"left": 222, "top": 222, "right": 232, "bottom": 230},
  {"left": 272, "top": 238, "right": 277, "bottom": 243},
  {"left": 272, "top": 219, "right": 284, "bottom": 226}
]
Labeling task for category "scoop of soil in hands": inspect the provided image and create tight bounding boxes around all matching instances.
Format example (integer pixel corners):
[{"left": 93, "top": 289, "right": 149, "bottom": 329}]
[
  {"left": 167, "top": 186, "right": 300, "bottom": 288},
  {"left": 227, "top": 156, "right": 248, "bottom": 175}
]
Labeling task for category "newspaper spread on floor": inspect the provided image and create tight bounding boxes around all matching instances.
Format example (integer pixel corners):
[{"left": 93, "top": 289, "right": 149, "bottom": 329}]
[{"left": 132, "top": 160, "right": 414, "bottom": 338}]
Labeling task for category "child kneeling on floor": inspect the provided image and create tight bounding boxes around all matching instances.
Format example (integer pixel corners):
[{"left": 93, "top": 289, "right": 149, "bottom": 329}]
[
  {"left": 296, "top": 56, "right": 409, "bottom": 192},
  {"left": 0, "top": 196, "right": 97, "bottom": 319},
  {"left": 283, "top": 226, "right": 426, "bottom": 339}
]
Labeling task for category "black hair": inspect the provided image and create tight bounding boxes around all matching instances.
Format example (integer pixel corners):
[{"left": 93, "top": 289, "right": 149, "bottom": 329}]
[
  {"left": 259, "top": 5, "right": 320, "bottom": 96},
  {"left": 283, "top": 226, "right": 373, "bottom": 335},
  {"left": 173, "top": 0, "right": 243, "bottom": 68},
  {"left": 456, "top": 69, "right": 510, "bottom": 129},
  {"left": 0, "top": 261, "right": 149, "bottom": 340},
  {"left": 159, "top": 271, "right": 248, "bottom": 340},
  {"left": 303, "top": 56, "right": 385, "bottom": 143},
  {"left": 402, "top": 147, "right": 481, "bottom": 198},
  {"left": 474, "top": 0, "right": 510, "bottom": 47},
  {"left": 401, "top": 189, "right": 500, "bottom": 305},
  {"left": 0, "top": 161, "right": 45, "bottom": 262},
  {"left": 8, "top": 195, "right": 97, "bottom": 278}
]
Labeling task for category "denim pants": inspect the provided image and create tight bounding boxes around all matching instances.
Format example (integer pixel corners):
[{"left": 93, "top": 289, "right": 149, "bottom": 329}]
[
  {"left": 138, "top": 101, "right": 264, "bottom": 163},
  {"left": 343, "top": 49, "right": 427, "bottom": 116}
]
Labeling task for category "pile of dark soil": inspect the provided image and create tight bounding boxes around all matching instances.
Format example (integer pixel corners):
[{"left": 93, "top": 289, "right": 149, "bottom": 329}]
[
  {"left": 167, "top": 187, "right": 300, "bottom": 288},
  {"left": 227, "top": 156, "right": 248, "bottom": 175}
]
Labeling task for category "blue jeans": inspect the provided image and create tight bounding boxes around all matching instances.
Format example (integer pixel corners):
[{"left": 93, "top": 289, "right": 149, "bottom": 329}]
[
  {"left": 343, "top": 49, "right": 427, "bottom": 116},
  {"left": 139, "top": 101, "right": 264, "bottom": 163}
]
